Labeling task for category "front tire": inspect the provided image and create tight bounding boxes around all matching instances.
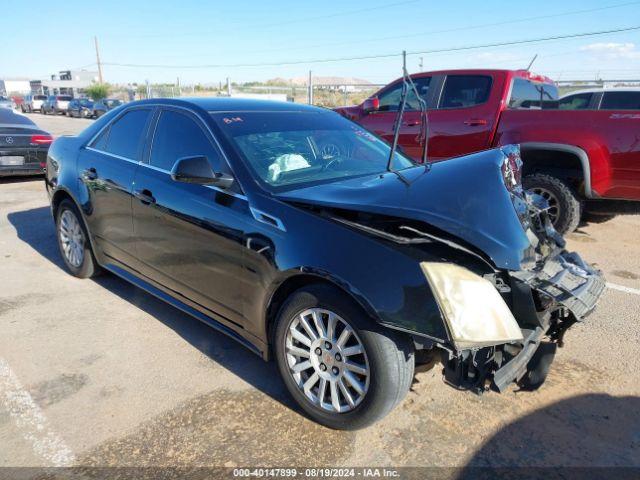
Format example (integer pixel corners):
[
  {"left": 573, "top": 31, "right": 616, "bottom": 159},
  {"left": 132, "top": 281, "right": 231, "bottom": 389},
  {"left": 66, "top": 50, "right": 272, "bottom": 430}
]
[
  {"left": 274, "top": 284, "right": 414, "bottom": 430},
  {"left": 524, "top": 173, "right": 582, "bottom": 234},
  {"left": 55, "top": 200, "right": 101, "bottom": 278}
]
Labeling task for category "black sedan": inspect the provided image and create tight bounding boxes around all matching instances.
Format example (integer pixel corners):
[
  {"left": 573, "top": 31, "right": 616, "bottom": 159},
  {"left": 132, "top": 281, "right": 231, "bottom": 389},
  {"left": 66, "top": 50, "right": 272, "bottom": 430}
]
[
  {"left": 45, "top": 98, "right": 603, "bottom": 429},
  {"left": 67, "top": 98, "right": 94, "bottom": 118},
  {"left": 92, "top": 98, "right": 122, "bottom": 118},
  {"left": 1, "top": 109, "right": 52, "bottom": 177}
]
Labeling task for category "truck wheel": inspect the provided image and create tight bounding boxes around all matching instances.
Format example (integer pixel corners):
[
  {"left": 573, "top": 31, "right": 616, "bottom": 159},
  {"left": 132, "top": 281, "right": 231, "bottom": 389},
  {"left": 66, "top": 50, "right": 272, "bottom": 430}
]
[
  {"left": 274, "top": 284, "right": 414, "bottom": 430},
  {"left": 524, "top": 173, "right": 582, "bottom": 234}
]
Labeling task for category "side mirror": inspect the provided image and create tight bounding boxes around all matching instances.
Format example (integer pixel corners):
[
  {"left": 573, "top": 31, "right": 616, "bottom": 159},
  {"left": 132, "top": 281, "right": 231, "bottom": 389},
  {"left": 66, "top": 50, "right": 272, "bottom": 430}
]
[
  {"left": 171, "top": 156, "right": 234, "bottom": 189},
  {"left": 362, "top": 97, "right": 380, "bottom": 114}
]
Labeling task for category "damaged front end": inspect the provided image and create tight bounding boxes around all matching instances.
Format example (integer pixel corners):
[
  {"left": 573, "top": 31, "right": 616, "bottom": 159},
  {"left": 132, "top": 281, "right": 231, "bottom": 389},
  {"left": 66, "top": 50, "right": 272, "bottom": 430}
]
[
  {"left": 437, "top": 146, "right": 605, "bottom": 393},
  {"left": 283, "top": 145, "right": 605, "bottom": 394}
]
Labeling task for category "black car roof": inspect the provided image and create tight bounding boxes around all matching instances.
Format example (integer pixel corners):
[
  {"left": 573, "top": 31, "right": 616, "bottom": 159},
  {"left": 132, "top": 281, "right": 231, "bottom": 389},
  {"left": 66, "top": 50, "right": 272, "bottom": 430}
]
[
  {"left": 0, "top": 109, "right": 37, "bottom": 127},
  {"left": 129, "top": 97, "right": 325, "bottom": 113}
]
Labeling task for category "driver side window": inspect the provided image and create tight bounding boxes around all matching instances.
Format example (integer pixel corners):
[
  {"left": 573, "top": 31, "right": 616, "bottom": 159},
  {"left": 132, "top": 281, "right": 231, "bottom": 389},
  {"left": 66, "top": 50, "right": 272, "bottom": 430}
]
[
  {"left": 377, "top": 77, "right": 431, "bottom": 112},
  {"left": 150, "top": 110, "right": 221, "bottom": 172}
]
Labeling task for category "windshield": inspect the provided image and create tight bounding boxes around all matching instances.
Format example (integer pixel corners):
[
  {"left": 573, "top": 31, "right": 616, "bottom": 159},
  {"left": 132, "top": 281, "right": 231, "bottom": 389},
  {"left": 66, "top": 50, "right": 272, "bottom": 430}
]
[
  {"left": 57, "top": 96, "right": 72, "bottom": 101},
  {"left": 105, "top": 99, "right": 122, "bottom": 107},
  {"left": 210, "top": 111, "right": 415, "bottom": 192}
]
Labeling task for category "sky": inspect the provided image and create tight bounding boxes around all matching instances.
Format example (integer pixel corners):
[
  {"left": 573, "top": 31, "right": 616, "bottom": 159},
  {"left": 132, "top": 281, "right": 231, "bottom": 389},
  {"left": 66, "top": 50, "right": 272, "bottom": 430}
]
[{"left": 2, "top": 0, "right": 639, "bottom": 85}]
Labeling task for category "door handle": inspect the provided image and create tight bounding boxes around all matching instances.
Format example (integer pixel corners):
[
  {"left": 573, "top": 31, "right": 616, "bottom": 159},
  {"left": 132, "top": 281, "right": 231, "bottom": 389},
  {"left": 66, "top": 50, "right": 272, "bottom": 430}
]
[
  {"left": 403, "top": 120, "right": 421, "bottom": 126},
  {"left": 463, "top": 118, "right": 488, "bottom": 126},
  {"left": 82, "top": 167, "right": 98, "bottom": 181},
  {"left": 134, "top": 189, "right": 156, "bottom": 205}
]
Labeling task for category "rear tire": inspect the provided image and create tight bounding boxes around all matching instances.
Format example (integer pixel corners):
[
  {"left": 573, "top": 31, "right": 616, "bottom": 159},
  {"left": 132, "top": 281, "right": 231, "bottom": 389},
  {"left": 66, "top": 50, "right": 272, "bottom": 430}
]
[
  {"left": 274, "top": 284, "right": 414, "bottom": 430},
  {"left": 55, "top": 200, "right": 101, "bottom": 279},
  {"left": 524, "top": 173, "right": 582, "bottom": 234}
]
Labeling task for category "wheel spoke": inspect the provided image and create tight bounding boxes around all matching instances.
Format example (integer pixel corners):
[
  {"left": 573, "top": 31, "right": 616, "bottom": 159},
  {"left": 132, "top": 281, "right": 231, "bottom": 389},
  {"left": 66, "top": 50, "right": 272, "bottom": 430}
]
[
  {"left": 286, "top": 345, "right": 310, "bottom": 358},
  {"left": 344, "top": 361, "right": 367, "bottom": 375},
  {"left": 326, "top": 313, "right": 337, "bottom": 342},
  {"left": 317, "top": 378, "right": 327, "bottom": 405},
  {"left": 291, "top": 360, "right": 312, "bottom": 373},
  {"left": 337, "top": 328, "right": 351, "bottom": 347},
  {"left": 311, "top": 310, "right": 326, "bottom": 338},
  {"left": 338, "top": 378, "right": 355, "bottom": 408},
  {"left": 329, "top": 379, "right": 341, "bottom": 412},
  {"left": 291, "top": 328, "right": 312, "bottom": 347},
  {"left": 342, "top": 345, "right": 363, "bottom": 357},
  {"left": 299, "top": 315, "right": 318, "bottom": 341},
  {"left": 344, "top": 370, "right": 365, "bottom": 395},
  {"left": 303, "top": 372, "right": 319, "bottom": 394}
]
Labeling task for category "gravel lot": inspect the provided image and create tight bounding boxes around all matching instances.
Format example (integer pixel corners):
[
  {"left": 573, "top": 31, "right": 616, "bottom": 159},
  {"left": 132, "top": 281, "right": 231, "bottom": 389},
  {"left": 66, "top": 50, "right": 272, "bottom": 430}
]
[{"left": 1, "top": 113, "right": 639, "bottom": 471}]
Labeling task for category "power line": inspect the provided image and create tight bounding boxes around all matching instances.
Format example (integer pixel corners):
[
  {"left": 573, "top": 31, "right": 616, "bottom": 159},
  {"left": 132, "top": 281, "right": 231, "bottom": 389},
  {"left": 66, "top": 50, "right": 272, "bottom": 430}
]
[
  {"left": 116, "top": 0, "right": 420, "bottom": 39},
  {"left": 240, "top": 0, "right": 640, "bottom": 56},
  {"left": 101, "top": 25, "right": 640, "bottom": 69}
]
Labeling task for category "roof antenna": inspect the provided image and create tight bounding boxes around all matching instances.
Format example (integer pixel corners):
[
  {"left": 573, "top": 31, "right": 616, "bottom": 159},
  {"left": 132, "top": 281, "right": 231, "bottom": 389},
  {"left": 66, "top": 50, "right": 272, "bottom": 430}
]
[{"left": 526, "top": 54, "right": 538, "bottom": 71}]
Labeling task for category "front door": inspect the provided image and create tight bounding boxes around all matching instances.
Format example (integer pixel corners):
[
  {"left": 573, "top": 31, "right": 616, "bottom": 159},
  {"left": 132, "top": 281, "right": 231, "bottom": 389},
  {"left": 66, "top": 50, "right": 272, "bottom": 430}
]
[
  {"left": 426, "top": 74, "right": 501, "bottom": 161},
  {"left": 358, "top": 76, "right": 432, "bottom": 161},
  {"left": 132, "top": 108, "right": 248, "bottom": 323},
  {"left": 77, "top": 107, "right": 153, "bottom": 262}
]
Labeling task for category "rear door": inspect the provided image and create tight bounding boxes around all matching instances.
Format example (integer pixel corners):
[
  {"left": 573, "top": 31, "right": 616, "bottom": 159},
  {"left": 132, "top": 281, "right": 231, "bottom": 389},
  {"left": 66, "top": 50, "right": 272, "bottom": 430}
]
[
  {"left": 131, "top": 107, "right": 248, "bottom": 322},
  {"left": 357, "top": 76, "right": 433, "bottom": 160},
  {"left": 78, "top": 106, "right": 154, "bottom": 263},
  {"left": 426, "top": 73, "right": 501, "bottom": 160}
]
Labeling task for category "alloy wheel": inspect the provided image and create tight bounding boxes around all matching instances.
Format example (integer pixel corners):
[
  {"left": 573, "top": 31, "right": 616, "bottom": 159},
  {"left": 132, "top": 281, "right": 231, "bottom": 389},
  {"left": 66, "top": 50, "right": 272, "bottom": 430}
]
[
  {"left": 530, "top": 186, "right": 560, "bottom": 224},
  {"left": 285, "top": 308, "right": 370, "bottom": 413},
  {"left": 59, "top": 210, "right": 85, "bottom": 268}
]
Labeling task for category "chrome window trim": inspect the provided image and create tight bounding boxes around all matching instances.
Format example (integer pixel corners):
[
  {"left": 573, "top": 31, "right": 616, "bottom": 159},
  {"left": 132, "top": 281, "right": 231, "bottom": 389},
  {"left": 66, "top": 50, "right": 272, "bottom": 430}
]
[{"left": 85, "top": 146, "right": 139, "bottom": 165}]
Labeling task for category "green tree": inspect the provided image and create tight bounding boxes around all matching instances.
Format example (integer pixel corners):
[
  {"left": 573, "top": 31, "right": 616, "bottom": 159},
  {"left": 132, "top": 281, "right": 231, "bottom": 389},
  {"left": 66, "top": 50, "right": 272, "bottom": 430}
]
[{"left": 85, "top": 83, "right": 110, "bottom": 100}]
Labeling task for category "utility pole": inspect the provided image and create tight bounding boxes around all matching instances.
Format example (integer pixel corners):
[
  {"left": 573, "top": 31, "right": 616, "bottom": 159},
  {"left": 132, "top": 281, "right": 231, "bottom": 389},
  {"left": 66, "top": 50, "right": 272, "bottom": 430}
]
[
  {"left": 419, "top": 56, "right": 423, "bottom": 71},
  {"left": 308, "top": 70, "right": 313, "bottom": 105},
  {"left": 94, "top": 36, "right": 104, "bottom": 84},
  {"left": 226, "top": 77, "right": 231, "bottom": 96}
]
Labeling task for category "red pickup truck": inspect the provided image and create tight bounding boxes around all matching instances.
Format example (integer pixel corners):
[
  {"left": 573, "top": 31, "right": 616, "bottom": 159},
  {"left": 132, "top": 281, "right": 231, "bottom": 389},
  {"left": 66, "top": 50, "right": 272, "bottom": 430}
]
[{"left": 335, "top": 69, "right": 640, "bottom": 234}]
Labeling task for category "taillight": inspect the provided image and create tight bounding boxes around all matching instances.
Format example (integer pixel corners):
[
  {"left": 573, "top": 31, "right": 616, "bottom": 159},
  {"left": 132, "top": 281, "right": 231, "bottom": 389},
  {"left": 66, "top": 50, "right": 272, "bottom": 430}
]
[{"left": 31, "top": 134, "right": 53, "bottom": 145}]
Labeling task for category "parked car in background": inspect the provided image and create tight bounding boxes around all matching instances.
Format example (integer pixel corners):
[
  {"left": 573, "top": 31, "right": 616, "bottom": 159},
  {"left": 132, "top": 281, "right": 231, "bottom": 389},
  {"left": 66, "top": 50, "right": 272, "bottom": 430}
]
[
  {"left": 42, "top": 95, "right": 73, "bottom": 115},
  {"left": 0, "top": 108, "right": 52, "bottom": 177},
  {"left": 92, "top": 98, "right": 122, "bottom": 117},
  {"left": 335, "top": 69, "right": 640, "bottom": 234},
  {"left": 0, "top": 96, "right": 14, "bottom": 109},
  {"left": 45, "top": 98, "right": 603, "bottom": 429},
  {"left": 67, "top": 98, "right": 95, "bottom": 118},
  {"left": 559, "top": 87, "right": 640, "bottom": 110},
  {"left": 22, "top": 94, "right": 48, "bottom": 113}
]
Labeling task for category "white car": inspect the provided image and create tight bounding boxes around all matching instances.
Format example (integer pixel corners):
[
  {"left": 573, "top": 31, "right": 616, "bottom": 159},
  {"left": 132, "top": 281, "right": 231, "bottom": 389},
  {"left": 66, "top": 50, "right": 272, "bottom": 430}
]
[
  {"left": 559, "top": 87, "right": 640, "bottom": 110},
  {"left": 0, "top": 96, "right": 13, "bottom": 109},
  {"left": 21, "top": 94, "right": 48, "bottom": 113}
]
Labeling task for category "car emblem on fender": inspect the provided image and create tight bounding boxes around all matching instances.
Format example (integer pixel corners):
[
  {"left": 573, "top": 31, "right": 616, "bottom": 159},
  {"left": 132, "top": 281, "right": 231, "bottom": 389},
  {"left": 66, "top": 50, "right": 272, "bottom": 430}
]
[{"left": 5, "top": 136, "right": 13, "bottom": 144}]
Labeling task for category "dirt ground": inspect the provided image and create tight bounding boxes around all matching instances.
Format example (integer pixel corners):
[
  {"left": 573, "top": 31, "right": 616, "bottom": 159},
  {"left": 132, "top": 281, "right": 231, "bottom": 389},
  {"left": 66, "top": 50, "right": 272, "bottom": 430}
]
[{"left": 0, "top": 114, "right": 638, "bottom": 474}]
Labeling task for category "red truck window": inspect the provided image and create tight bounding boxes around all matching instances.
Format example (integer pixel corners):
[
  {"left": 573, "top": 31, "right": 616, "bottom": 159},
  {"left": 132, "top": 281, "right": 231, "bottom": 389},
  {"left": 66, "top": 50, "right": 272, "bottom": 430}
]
[
  {"left": 600, "top": 91, "right": 640, "bottom": 110},
  {"left": 439, "top": 75, "right": 492, "bottom": 109},
  {"left": 378, "top": 77, "right": 431, "bottom": 112},
  {"left": 508, "top": 78, "right": 558, "bottom": 109}
]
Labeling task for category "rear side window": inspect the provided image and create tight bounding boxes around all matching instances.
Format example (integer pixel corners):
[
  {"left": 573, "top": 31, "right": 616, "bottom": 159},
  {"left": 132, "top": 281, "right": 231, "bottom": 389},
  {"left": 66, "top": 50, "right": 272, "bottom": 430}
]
[
  {"left": 377, "top": 77, "right": 431, "bottom": 112},
  {"left": 558, "top": 93, "right": 593, "bottom": 110},
  {"left": 600, "top": 91, "right": 640, "bottom": 110},
  {"left": 95, "top": 108, "right": 151, "bottom": 159},
  {"left": 439, "top": 75, "right": 492, "bottom": 108},
  {"left": 150, "top": 109, "right": 220, "bottom": 171},
  {"left": 508, "top": 78, "right": 559, "bottom": 109}
]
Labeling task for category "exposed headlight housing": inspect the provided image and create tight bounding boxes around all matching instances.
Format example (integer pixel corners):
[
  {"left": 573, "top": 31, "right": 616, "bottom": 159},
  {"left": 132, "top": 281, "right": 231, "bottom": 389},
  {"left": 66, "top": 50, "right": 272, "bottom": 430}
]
[{"left": 421, "top": 262, "right": 523, "bottom": 350}]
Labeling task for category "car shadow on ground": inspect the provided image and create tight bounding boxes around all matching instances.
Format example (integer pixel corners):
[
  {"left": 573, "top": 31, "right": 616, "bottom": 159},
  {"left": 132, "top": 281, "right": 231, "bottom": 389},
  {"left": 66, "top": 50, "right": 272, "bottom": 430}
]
[
  {"left": 7, "top": 206, "right": 296, "bottom": 413},
  {"left": 457, "top": 393, "right": 640, "bottom": 478},
  {"left": 0, "top": 175, "right": 44, "bottom": 185}
]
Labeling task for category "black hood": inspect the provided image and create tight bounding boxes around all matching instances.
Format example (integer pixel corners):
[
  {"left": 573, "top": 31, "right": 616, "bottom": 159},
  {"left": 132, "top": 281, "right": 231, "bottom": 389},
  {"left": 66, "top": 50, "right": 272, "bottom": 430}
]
[{"left": 277, "top": 147, "right": 534, "bottom": 271}]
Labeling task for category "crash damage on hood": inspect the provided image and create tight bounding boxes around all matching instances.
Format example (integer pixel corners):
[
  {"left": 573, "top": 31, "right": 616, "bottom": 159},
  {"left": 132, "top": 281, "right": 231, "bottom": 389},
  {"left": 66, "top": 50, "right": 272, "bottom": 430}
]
[{"left": 279, "top": 145, "right": 605, "bottom": 393}]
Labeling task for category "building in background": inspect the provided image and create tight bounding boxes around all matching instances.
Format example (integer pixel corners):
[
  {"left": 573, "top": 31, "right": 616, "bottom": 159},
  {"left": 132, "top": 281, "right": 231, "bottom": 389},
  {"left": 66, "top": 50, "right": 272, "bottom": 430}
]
[
  {"left": 0, "top": 78, "right": 31, "bottom": 95},
  {"left": 31, "top": 70, "right": 99, "bottom": 97}
]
